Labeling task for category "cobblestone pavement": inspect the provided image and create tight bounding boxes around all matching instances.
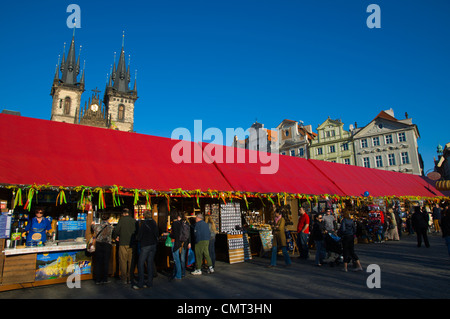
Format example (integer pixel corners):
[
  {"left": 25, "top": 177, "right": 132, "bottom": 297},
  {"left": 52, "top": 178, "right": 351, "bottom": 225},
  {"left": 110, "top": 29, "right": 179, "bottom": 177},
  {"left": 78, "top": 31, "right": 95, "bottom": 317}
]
[{"left": 1, "top": 233, "right": 449, "bottom": 300}]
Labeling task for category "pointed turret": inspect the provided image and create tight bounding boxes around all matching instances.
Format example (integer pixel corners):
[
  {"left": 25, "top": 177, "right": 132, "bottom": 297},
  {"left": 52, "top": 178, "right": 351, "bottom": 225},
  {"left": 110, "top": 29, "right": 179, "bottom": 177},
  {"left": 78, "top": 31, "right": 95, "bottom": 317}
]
[
  {"left": 112, "top": 34, "right": 130, "bottom": 93},
  {"left": 60, "top": 34, "right": 80, "bottom": 85}
]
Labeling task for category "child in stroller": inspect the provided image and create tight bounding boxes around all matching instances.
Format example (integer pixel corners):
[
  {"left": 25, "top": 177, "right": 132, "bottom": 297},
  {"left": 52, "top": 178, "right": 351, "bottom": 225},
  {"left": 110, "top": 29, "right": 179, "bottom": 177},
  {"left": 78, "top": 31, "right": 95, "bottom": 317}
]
[{"left": 324, "top": 233, "right": 343, "bottom": 266}]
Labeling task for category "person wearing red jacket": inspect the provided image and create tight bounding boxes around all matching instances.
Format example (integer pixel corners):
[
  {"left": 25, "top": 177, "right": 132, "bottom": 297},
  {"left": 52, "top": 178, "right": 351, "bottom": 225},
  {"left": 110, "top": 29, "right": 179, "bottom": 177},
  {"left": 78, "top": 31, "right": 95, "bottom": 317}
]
[{"left": 297, "top": 207, "right": 310, "bottom": 259}]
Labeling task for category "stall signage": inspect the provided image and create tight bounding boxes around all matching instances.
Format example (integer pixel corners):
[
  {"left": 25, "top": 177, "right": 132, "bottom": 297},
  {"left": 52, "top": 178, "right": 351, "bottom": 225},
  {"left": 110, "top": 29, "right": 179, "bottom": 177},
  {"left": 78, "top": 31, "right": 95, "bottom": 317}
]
[
  {"left": 35, "top": 251, "right": 91, "bottom": 281},
  {"left": 57, "top": 221, "right": 86, "bottom": 231},
  {"left": 0, "top": 213, "right": 11, "bottom": 239}
]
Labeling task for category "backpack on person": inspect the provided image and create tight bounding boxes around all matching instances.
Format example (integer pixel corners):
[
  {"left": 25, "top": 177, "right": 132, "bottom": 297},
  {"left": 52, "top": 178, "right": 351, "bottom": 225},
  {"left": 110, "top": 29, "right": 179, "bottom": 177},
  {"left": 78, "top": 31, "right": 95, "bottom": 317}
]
[{"left": 179, "top": 221, "right": 190, "bottom": 242}]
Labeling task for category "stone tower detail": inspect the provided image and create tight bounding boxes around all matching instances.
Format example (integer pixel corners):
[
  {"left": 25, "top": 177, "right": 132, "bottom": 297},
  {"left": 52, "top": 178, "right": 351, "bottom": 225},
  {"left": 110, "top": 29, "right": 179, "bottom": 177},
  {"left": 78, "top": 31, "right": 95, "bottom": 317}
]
[
  {"left": 103, "top": 34, "right": 138, "bottom": 132},
  {"left": 50, "top": 31, "right": 85, "bottom": 124},
  {"left": 50, "top": 31, "right": 137, "bottom": 132}
]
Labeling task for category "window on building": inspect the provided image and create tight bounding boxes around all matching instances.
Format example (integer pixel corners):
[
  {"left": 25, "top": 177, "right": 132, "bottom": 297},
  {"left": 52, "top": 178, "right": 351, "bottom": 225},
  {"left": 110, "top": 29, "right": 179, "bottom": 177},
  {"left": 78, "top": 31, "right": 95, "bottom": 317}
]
[
  {"left": 361, "top": 139, "right": 368, "bottom": 148},
  {"left": 376, "top": 155, "right": 383, "bottom": 168},
  {"left": 388, "top": 153, "right": 396, "bottom": 166},
  {"left": 118, "top": 104, "right": 125, "bottom": 121},
  {"left": 317, "top": 147, "right": 323, "bottom": 155},
  {"left": 401, "top": 152, "right": 410, "bottom": 164},
  {"left": 342, "top": 143, "right": 349, "bottom": 151},
  {"left": 64, "top": 97, "right": 71, "bottom": 115},
  {"left": 325, "top": 130, "right": 335, "bottom": 138},
  {"left": 363, "top": 157, "right": 370, "bottom": 168},
  {"left": 398, "top": 132, "right": 406, "bottom": 142},
  {"left": 344, "top": 158, "right": 350, "bottom": 165},
  {"left": 299, "top": 148, "right": 304, "bottom": 157},
  {"left": 372, "top": 136, "right": 380, "bottom": 146},
  {"left": 329, "top": 145, "right": 336, "bottom": 153},
  {"left": 385, "top": 134, "right": 393, "bottom": 144},
  {"left": 290, "top": 150, "right": 295, "bottom": 156},
  {"left": 281, "top": 151, "right": 286, "bottom": 155}
]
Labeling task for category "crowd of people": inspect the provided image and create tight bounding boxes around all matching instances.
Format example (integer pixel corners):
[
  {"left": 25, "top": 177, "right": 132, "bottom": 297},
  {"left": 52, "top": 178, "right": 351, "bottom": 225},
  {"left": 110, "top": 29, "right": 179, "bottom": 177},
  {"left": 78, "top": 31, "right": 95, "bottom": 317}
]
[
  {"left": 90, "top": 208, "right": 218, "bottom": 289},
  {"left": 276, "top": 201, "right": 450, "bottom": 271},
  {"left": 89, "top": 201, "right": 450, "bottom": 288}
]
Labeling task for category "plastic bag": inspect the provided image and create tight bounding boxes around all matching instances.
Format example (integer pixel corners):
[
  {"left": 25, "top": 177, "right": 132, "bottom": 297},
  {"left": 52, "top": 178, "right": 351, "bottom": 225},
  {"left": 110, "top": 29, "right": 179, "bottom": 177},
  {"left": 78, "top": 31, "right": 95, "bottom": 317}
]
[
  {"left": 165, "top": 236, "right": 173, "bottom": 247},
  {"left": 187, "top": 248, "right": 195, "bottom": 266}
]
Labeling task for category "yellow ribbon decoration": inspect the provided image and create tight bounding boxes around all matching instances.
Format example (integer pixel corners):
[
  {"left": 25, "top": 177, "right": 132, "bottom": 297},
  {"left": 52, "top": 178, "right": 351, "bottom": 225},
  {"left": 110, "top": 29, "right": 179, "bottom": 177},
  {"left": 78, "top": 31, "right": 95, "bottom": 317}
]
[{"left": 56, "top": 187, "right": 67, "bottom": 206}]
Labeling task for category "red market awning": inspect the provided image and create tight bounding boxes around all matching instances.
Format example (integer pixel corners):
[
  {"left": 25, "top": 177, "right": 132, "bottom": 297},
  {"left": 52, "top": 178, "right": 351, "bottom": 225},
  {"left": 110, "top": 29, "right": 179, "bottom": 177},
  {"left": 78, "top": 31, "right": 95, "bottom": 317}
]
[
  {"left": 0, "top": 114, "right": 443, "bottom": 200},
  {"left": 0, "top": 114, "right": 234, "bottom": 193},
  {"left": 200, "top": 143, "right": 346, "bottom": 196},
  {"left": 309, "top": 159, "right": 443, "bottom": 198}
]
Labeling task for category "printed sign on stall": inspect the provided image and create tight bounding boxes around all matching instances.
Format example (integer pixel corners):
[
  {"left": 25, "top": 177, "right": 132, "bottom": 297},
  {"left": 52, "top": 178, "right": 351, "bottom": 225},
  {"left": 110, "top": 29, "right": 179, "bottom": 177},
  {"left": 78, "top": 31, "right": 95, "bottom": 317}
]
[{"left": 35, "top": 251, "right": 91, "bottom": 281}]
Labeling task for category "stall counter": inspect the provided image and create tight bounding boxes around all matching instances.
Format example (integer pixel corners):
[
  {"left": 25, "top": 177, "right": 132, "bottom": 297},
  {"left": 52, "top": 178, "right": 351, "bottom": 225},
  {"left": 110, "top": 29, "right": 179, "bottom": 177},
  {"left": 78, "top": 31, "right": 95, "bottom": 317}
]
[
  {"left": 0, "top": 242, "right": 92, "bottom": 291},
  {"left": 3, "top": 243, "right": 87, "bottom": 256}
]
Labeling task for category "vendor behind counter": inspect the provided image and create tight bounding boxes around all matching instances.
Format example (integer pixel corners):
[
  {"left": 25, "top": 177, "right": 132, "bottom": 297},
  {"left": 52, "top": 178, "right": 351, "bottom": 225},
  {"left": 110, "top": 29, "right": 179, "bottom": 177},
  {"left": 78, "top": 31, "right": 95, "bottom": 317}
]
[{"left": 23, "top": 206, "right": 53, "bottom": 246}]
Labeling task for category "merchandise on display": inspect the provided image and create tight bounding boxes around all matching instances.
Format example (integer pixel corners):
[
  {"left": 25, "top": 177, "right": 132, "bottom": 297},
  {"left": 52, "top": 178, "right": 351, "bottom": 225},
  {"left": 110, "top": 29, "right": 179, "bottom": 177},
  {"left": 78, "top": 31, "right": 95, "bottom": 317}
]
[{"left": 220, "top": 202, "right": 242, "bottom": 233}]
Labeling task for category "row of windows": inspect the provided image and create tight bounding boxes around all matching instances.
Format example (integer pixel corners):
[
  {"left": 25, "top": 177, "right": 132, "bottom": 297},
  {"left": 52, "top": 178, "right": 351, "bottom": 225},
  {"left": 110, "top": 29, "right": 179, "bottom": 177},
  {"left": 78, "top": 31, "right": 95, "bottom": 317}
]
[
  {"left": 112, "top": 98, "right": 131, "bottom": 103},
  {"left": 329, "top": 158, "right": 352, "bottom": 165},
  {"left": 363, "top": 152, "right": 410, "bottom": 168},
  {"left": 315, "top": 142, "right": 349, "bottom": 155},
  {"left": 281, "top": 147, "right": 305, "bottom": 157},
  {"left": 360, "top": 132, "right": 406, "bottom": 148}
]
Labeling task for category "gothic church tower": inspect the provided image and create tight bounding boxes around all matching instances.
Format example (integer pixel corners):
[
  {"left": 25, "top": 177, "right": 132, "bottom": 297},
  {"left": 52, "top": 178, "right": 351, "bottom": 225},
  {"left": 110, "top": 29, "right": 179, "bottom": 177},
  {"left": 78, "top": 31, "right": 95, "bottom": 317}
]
[
  {"left": 50, "top": 31, "right": 137, "bottom": 132},
  {"left": 50, "top": 30, "right": 84, "bottom": 124},
  {"left": 103, "top": 33, "right": 138, "bottom": 132}
]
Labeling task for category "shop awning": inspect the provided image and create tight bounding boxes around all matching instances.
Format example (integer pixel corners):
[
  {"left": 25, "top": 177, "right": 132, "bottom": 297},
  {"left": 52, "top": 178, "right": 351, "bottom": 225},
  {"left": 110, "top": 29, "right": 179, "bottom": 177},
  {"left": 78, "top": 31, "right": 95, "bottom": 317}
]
[
  {"left": 0, "top": 114, "right": 234, "bottom": 193},
  {"left": 0, "top": 114, "right": 444, "bottom": 200},
  {"left": 200, "top": 143, "right": 346, "bottom": 196},
  {"left": 309, "top": 159, "right": 443, "bottom": 198}
]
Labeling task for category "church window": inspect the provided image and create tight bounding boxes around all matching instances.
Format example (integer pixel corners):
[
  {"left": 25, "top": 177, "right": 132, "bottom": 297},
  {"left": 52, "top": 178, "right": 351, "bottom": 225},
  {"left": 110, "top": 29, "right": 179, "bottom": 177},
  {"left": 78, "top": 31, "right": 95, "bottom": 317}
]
[
  {"left": 118, "top": 104, "right": 125, "bottom": 121},
  {"left": 64, "top": 97, "right": 71, "bottom": 115}
]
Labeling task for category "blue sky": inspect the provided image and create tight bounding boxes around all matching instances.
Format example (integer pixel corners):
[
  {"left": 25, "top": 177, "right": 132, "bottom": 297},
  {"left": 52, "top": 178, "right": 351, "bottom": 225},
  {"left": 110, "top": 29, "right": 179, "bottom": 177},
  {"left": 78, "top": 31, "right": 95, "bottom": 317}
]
[{"left": 1, "top": 0, "right": 449, "bottom": 173}]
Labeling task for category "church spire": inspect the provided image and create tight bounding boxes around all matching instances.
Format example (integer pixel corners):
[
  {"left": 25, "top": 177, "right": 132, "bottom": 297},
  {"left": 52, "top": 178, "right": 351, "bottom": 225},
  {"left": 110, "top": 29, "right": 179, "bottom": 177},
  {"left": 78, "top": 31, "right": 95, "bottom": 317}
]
[
  {"left": 60, "top": 23, "right": 81, "bottom": 85},
  {"left": 112, "top": 31, "right": 131, "bottom": 93}
]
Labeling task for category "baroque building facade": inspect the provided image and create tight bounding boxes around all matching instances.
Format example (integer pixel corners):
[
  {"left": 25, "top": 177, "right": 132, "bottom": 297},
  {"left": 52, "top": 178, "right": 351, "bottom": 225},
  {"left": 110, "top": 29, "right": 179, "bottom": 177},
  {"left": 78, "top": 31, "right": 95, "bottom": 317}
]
[
  {"left": 276, "top": 119, "right": 316, "bottom": 158},
  {"left": 309, "top": 118, "right": 355, "bottom": 165},
  {"left": 352, "top": 109, "right": 423, "bottom": 175},
  {"left": 50, "top": 32, "right": 137, "bottom": 132}
]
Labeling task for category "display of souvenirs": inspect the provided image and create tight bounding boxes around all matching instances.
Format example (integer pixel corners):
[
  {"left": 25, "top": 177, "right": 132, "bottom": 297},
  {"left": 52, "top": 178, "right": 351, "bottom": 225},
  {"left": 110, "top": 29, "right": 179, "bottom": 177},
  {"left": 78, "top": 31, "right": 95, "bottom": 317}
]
[
  {"left": 366, "top": 205, "right": 384, "bottom": 243},
  {"left": 243, "top": 210, "right": 264, "bottom": 225},
  {"left": 243, "top": 233, "right": 252, "bottom": 260},
  {"left": 227, "top": 235, "right": 244, "bottom": 250},
  {"left": 220, "top": 203, "right": 242, "bottom": 233},
  {"left": 258, "top": 229, "right": 273, "bottom": 252}
]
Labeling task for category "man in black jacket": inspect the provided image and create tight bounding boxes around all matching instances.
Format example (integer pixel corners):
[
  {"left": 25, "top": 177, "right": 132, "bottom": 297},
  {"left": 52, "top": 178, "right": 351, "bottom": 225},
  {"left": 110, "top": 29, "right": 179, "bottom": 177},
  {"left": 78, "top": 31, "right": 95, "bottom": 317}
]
[
  {"left": 411, "top": 206, "right": 430, "bottom": 248},
  {"left": 441, "top": 206, "right": 450, "bottom": 257},
  {"left": 133, "top": 211, "right": 159, "bottom": 289},
  {"left": 169, "top": 211, "right": 191, "bottom": 280}
]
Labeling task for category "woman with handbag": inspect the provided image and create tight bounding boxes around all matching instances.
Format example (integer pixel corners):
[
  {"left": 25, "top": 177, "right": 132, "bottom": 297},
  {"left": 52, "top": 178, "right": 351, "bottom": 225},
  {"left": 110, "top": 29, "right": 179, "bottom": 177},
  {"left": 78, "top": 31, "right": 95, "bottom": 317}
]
[{"left": 90, "top": 213, "right": 114, "bottom": 284}]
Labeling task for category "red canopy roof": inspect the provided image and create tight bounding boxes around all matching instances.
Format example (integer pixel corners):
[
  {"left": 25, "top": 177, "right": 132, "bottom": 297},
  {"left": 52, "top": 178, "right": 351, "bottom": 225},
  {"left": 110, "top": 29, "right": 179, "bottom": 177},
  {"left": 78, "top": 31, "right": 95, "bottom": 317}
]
[
  {"left": 0, "top": 114, "right": 443, "bottom": 199},
  {"left": 0, "top": 114, "right": 233, "bottom": 192},
  {"left": 309, "top": 159, "right": 443, "bottom": 198},
  {"left": 200, "top": 143, "right": 345, "bottom": 196}
]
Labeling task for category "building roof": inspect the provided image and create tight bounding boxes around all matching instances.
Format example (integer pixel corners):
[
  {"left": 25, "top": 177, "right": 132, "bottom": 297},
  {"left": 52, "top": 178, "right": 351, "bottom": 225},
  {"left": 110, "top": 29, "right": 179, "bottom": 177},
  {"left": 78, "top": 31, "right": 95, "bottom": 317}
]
[{"left": 374, "top": 110, "right": 398, "bottom": 122}]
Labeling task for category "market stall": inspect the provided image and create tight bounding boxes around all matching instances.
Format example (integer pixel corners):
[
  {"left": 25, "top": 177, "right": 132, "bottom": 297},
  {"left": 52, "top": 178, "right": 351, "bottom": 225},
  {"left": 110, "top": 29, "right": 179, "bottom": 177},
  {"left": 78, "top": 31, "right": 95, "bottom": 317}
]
[
  {"left": 0, "top": 114, "right": 447, "bottom": 291},
  {"left": 0, "top": 114, "right": 235, "bottom": 290}
]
